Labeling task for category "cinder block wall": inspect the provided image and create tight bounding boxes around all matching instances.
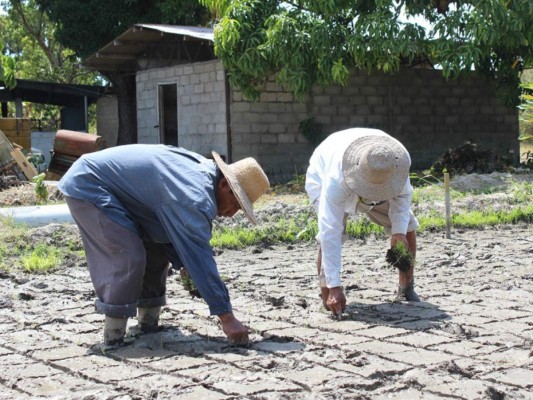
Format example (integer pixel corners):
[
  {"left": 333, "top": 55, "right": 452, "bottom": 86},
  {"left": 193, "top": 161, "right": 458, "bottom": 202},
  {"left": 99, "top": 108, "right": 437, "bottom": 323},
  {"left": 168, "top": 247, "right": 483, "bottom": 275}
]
[
  {"left": 230, "top": 68, "right": 519, "bottom": 182},
  {"left": 134, "top": 60, "right": 518, "bottom": 183},
  {"left": 136, "top": 60, "right": 227, "bottom": 158},
  {"left": 230, "top": 82, "right": 311, "bottom": 181}
]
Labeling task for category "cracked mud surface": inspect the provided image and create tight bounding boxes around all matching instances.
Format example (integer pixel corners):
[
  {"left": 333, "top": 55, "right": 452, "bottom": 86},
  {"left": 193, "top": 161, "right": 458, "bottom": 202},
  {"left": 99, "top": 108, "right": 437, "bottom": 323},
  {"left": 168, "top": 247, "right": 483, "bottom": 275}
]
[{"left": 1, "top": 223, "right": 532, "bottom": 399}]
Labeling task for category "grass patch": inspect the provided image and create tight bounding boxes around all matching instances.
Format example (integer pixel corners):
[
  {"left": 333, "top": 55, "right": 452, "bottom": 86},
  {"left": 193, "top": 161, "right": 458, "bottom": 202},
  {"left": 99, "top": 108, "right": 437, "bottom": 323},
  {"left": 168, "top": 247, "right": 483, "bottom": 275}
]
[
  {"left": 0, "top": 218, "right": 30, "bottom": 259},
  {"left": 212, "top": 202, "right": 533, "bottom": 248},
  {"left": 270, "top": 174, "right": 306, "bottom": 194},
  {"left": 212, "top": 213, "right": 388, "bottom": 248},
  {"left": 345, "top": 219, "right": 384, "bottom": 238},
  {"left": 212, "top": 217, "right": 318, "bottom": 248},
  {"left": 0, "top": 218, "right": 68, "bottom": 274},
  {"left": 2, "top": 174, "right": 532, "bottom": 269},
  {"left": 418, "top": 203, "right": 533, "bottom": 231},
  {"left": 508, "top": 181, "right": 533, "bottom": 204},
  {"left": 21, "top": 244, "right": 63, "bottom": 273}
]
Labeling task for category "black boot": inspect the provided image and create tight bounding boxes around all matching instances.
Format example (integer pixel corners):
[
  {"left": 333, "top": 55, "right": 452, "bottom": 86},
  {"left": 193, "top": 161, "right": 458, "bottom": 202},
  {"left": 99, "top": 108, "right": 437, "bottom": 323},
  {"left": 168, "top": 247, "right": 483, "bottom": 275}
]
[{"left": 395, "top": 280, "right": 421, "bottom": 302}]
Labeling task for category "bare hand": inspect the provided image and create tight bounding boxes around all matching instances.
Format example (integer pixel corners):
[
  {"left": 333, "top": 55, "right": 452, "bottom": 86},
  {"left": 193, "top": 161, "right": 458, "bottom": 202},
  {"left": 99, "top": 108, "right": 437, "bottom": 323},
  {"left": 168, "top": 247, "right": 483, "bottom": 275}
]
[
  {"left": 218, "top": 312, "right": 249, "bottom": 345},
  {"left": 391, "top": 233, "right": 408, "bottom": 249},
  {"left": 326, "top": 287, "right": 346, "bottom": 317}
]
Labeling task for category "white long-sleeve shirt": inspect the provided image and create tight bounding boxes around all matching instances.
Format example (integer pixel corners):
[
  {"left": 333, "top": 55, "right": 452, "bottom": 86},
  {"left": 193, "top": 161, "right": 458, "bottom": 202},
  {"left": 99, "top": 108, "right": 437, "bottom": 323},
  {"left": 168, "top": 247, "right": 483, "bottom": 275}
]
[{"left": 305, "top": 128, "right": 413, "bottom": 288}]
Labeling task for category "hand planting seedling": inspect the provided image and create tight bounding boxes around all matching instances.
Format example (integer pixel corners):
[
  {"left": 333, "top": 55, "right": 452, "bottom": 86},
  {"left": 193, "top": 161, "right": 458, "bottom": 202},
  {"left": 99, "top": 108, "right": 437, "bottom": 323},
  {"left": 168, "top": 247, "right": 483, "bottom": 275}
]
[{"left": 385, "top": 242, "right": 413, "bottom": 273}]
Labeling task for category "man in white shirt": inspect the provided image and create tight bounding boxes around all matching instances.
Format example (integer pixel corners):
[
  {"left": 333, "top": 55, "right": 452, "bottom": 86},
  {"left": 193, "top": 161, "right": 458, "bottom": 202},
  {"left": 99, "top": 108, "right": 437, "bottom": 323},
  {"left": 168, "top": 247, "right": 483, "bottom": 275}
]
[{"left": 305, "top": 128, "right": 420, "bottom": 317}]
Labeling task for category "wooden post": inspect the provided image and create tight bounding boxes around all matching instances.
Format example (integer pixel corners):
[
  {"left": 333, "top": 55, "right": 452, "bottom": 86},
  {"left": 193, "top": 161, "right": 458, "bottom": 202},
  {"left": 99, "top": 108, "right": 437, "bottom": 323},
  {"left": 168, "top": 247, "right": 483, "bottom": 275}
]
[{"left": 444, "top": 172, "right": 451, "bottom": 239}]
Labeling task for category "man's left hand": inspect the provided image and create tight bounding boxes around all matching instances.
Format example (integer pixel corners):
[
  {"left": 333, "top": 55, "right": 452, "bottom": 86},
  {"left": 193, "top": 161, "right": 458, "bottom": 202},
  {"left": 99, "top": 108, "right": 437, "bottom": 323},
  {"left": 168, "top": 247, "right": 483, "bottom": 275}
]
[{"left": 390, "top": 233, "right": 408, "bottom": 249}]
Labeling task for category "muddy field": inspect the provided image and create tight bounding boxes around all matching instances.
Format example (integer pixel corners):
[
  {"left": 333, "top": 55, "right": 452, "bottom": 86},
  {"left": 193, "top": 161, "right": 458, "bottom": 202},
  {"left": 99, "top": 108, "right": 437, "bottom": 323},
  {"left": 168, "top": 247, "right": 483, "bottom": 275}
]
[
  {"left": 1, "top": 174, "right": 533, "bottom": 399},
  {"left": 0, "top": 218, "right": 532, "bottom": 399}
]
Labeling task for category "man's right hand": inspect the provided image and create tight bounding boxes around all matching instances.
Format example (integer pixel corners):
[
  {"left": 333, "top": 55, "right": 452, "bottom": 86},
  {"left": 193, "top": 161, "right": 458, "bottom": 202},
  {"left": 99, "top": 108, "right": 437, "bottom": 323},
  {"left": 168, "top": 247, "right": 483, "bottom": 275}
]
[
  {"left": 218, "top": 312, "right": 249, "bottom": 345},
  {"left": 326, "top": 286, "right": 346, "bottom": 317}
]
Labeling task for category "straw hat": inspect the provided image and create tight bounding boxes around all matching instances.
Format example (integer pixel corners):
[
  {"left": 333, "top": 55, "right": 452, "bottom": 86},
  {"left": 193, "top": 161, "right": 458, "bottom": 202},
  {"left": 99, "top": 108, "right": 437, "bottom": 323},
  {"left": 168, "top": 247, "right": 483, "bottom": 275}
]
[
  {"left": 212, "top": 152, "right": 270, "bottom": 224},
  {"left": 342, "top": 135, "right": 411, "bottom": 201}
]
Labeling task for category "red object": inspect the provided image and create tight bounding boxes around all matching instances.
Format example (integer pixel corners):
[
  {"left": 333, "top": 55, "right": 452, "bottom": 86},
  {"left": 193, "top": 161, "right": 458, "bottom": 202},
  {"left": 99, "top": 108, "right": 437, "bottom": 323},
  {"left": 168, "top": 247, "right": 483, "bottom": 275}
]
[{"left": 53, "top": 130, "right": 106, "bottom": 157}]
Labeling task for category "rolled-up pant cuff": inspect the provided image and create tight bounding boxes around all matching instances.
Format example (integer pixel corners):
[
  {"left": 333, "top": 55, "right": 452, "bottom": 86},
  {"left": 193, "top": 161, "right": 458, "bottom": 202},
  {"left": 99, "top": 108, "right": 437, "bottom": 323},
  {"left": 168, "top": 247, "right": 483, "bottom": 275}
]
[
  {"left": 137, "top": 295, "right": 166, "bottom": 308},
  {"left": 95, "top": 299, "right": 137, "bottom": 318}
]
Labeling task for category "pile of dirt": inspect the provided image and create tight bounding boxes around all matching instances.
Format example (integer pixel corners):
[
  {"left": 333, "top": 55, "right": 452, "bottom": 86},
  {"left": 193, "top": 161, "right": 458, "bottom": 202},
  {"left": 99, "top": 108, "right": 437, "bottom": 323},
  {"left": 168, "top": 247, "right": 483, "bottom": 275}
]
[
  {"left": 428, "top": 140, "right": 515, "bottom": 177},
  {"left": 0, "top": 181, "right": 63, "bottom": 207}
]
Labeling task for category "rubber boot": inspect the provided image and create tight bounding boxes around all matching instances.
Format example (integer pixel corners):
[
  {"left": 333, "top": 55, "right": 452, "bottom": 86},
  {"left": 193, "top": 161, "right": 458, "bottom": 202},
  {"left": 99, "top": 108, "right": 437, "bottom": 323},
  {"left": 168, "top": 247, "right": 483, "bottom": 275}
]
[
  {"left": 137, "top": 306, "right": 161, "bottom": 333},
  {"left": 395, "top": 280, "right": 421, "bottom": 302},
  {"left": 104, "top": 316, "right": 128, "bottom": 346}
]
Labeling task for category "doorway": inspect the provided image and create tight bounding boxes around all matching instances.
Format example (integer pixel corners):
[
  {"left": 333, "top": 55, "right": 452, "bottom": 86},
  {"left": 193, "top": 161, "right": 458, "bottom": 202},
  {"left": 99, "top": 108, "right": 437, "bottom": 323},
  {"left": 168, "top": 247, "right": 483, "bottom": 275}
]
[{"left": 158, "top": 84, "right": 178, "bottom": 146}]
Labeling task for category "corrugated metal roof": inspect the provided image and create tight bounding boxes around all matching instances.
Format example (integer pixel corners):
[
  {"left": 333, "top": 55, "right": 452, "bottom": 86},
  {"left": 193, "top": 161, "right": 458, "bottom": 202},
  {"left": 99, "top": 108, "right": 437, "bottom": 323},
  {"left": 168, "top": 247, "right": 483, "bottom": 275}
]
[
  {"left": 136, "top": 24, "right": 214, "bottom": 41},
  {"left": 83, "top": 24, "right": 216, "bottom": 72},
  {"left": 0, "top": 79, "right": 107, "bottom": 106}
]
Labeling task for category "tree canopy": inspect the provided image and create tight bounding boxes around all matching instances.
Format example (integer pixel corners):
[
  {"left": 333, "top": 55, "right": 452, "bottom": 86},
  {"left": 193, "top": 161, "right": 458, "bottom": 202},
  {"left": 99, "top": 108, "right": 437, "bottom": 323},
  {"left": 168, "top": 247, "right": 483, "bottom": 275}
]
[
  {"left": 209, "top": 0, "right": 533, "bottom": 105},
  {"left": 36, "top": 0, "right": 210, "bottom": 59},
  {"left": 0, "top": 43, "right": 16, "bottom": 89},
  {"left": 32, "top": 0, "right": 210, "bottom": 144},
  {"left": 1, "top": 0, "right": 100, "bottom": 84},
  {"left": 1, "top": 0, "right": 105, "bottom": 128}
]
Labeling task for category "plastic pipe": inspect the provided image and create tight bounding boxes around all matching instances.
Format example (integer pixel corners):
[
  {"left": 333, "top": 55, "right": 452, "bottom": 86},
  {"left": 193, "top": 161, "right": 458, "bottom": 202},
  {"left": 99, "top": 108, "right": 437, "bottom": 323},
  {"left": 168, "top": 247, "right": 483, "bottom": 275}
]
[{"left": 0, "top": 204, "right": 74, "bottom": 227}]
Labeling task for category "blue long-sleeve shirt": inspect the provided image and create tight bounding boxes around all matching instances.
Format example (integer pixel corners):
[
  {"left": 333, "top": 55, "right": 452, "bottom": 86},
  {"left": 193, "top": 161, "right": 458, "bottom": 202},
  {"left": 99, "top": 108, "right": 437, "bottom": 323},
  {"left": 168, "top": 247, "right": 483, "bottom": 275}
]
[{"left": 58, "top": 144, "right": 231, "bottom": 315}]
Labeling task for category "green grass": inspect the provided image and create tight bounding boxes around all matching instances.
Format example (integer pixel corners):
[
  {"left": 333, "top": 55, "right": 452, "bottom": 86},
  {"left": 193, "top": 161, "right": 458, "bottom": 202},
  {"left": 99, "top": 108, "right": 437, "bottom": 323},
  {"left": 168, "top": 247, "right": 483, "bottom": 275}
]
[
  {"left": 21, "top": 244, "right": 63, "bottom": 273},
  {"left": 345, "top": 219, "right": 384, "bottom": 238},
  {"left": 1, "top": 174, "right": 532, "bottom": 272},
  {"left": 508, "top": 181, "right": 533, "bottom": 203},
  {"left": 211, "top": 203, "right": 533, "bottom": 249},
  {"left": 211, "top": 177, "right": 533, "bottom": 248},
  {"left": 211, "top": 217, "right": 319, "bottom": 248},
  {"left": 418, "top": 204, "right": 533, "bottom": 231},
  {"left": 0, "top": 219, "right": 66, "bottom": 274}
]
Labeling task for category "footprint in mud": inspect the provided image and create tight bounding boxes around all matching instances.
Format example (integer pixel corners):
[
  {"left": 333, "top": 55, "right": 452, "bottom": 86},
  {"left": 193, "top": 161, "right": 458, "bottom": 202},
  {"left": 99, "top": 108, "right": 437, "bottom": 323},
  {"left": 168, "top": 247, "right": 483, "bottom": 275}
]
[
  {"left": 265, "top": 295, "right": 285, "bottom": 307},
  {"left": 485, "top": 386, "right": 507, "bottom": 400},
  {"left": 18, "top": 291, "right": 36, "bottom": 300},
  {"left": 0, "top": 295, "right": 13, "bottom": 308},
  {"left": 261, "top": 332, "right": 295, "bottom": 343},
  {"left": 440, "top": 322, "right": 479, "bottom": 338}
]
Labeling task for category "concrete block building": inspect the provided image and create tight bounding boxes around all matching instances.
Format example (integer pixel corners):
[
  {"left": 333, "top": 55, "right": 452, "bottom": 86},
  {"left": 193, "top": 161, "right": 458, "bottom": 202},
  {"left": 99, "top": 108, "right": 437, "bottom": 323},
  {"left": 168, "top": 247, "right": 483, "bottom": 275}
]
[{"left": 85, "top": 24, "right": 519, "bottom": 182}]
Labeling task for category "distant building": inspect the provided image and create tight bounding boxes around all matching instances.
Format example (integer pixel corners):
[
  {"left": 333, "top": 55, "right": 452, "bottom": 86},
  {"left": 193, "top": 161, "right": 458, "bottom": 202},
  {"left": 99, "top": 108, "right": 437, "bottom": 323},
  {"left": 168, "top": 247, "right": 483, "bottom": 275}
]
[{"left": 84, "top": 24, "right": 519, "bottom": 182}]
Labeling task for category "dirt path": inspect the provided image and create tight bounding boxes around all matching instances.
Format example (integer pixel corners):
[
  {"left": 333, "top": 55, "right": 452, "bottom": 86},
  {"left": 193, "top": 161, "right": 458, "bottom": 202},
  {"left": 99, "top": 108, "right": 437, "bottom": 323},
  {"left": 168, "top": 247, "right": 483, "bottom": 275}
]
[{"left": 0, "top": 225, "right": 532, "bottom": 399}]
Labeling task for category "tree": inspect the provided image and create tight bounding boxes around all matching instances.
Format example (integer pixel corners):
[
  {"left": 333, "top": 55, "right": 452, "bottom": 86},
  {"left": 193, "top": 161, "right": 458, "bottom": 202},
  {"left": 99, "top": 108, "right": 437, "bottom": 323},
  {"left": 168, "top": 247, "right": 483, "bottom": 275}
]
[
  {"left": 209, "top": 0, "right": 533, "bottom": 106},
  {"left": 35, "top": 0, "right": 209, "bottom": 144},
  {"left": 2, "top": 0, "right": 100, "bottom": 84},
  {"left": 0, "top": 4, "right": 16, "bottom": 89},
  {"left": 1, "top": 0, "right": 102, "bottom": 128},
  {"left": 0, "top": 43, "right": 16, "bottom": 89},
  {"left": 31, "top": 0, "right": 208, "bottom": 144},
  {"left": 199, "top": 0, "right": 232, "bottom": 21}
]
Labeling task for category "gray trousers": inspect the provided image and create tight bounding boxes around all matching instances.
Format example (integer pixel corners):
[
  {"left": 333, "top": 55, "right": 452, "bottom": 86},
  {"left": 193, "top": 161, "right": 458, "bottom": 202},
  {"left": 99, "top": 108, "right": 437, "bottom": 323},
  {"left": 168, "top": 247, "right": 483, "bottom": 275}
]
[{"left": 66, "top": 197, "right": 170, "bottom": 318}]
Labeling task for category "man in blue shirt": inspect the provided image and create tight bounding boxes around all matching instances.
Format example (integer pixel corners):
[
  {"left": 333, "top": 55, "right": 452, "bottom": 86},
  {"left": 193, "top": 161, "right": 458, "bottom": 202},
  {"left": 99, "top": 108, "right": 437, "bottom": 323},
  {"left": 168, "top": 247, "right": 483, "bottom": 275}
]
[{"left": 59, "top": 145, "right": 269, "bottom": 346}]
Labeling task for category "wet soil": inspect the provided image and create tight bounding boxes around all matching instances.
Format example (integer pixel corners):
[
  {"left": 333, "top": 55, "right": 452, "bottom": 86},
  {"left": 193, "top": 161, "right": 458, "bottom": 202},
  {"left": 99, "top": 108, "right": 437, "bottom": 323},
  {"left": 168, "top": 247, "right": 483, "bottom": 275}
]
[
  {"left": 0, "top": 175, "right": 532, "bottom": 399},
  {"left": 0, "top": 222, "right": 532, "bottom": 399}
]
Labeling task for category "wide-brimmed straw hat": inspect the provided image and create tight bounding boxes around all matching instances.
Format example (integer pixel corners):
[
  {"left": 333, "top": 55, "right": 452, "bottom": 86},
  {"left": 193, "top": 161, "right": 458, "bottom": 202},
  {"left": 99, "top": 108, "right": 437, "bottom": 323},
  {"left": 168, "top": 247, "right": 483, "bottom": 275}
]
[
  {"left": 212, "top": 152, "right": 270, "bottom": 224},
  {"left": 342, "top": 135, "right": 411, "bottom": 201}
]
